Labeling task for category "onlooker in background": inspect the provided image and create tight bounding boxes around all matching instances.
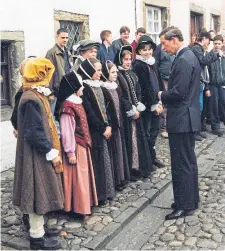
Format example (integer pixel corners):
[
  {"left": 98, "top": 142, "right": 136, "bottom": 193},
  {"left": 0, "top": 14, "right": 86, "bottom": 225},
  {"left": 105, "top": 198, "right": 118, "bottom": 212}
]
[
  {"left": 221, "top": 37, "right": 225, "bottom": 54},
  {"left": 97, "top": 30, "right": 115, "bottom": 63},
  {"left": 189, "top": 33, "right": 198, "bottom": 48},
  {"left": 208, "top": 35, "right": 225, "bottom": 136},
  {"left": 208, "top": 29, "right": 216, "bottom": 51},
  {"left": 131, "top": 27, "right": 146, "bottom": 59},
  {"left": 112, "top": 26, "right": 130, "bottom": 56},
  {"left": 72, "top": 40, "right": 100, "bottom": 72},
  {"left": 46, "top": 28, "right": 73, "bottom": 114},
  {"left": 191, "top": 31, "right": 223, "bottom": 141},
  {"left": 154, "top": 41, "right": 175, "bottom": 139}
]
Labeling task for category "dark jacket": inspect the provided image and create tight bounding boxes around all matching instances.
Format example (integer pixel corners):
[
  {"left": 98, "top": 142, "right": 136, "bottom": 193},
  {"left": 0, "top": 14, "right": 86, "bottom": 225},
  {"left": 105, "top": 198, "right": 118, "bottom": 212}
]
[
  {"left": 10, "top": 87, "right": 23, "bottom": 130},
  {"left": 191, "top": 43, "right": 219, "bottom": 90},
  {"left": 153, "top": 44, "right": 175, "bottom": 80},
  {"left": 112, "top": 39, "right": 130, "bottom": 57},
  {"left": 133, "top": 60, "right": 161, "bottom": 110},
  {"left": 13, "top": 90, "right": 64, "bottom": 214},
  {"left": 208, "top": 56, "right": 225, "bottom": 87},
  {"left": 82, "top": 83, "right": 109, "bottom": 134},
  {"left": 45, "top": 44, "right": 72, "bottom": 95},
  {"left": 97, "top": 43, "right": 115, "bottom": 63},
  {"left": 161, "top": 47, "right": 201, "bottom": 133}
]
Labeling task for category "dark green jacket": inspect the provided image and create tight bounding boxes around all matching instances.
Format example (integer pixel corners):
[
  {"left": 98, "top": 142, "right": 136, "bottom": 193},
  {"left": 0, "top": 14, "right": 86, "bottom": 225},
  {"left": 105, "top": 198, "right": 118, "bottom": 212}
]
[{"left": 209, "top": 56, "right": 225, "bottom": 87}]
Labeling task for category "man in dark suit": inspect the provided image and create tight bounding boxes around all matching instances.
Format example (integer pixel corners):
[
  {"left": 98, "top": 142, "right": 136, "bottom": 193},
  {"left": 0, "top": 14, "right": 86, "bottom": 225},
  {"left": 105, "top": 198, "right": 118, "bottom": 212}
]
[{"left": 158, "top": 27, "right": 201, "bottom": 220}]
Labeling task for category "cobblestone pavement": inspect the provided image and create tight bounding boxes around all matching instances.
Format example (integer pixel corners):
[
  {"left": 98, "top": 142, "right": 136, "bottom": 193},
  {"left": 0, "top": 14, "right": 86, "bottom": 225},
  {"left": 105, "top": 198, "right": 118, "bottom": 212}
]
[
  {"left": 0, "top": 126, "right": 224, "bottom": 250},
  {"left": 142, "top": 151, "right": 225, "bottom": 251}
]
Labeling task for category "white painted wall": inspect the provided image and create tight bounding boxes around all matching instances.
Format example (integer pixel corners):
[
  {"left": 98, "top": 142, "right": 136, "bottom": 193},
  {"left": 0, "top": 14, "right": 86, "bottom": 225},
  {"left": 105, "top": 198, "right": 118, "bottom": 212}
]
[
  {"left": 1, "top": 0, "right": 136, "bottom": 57},
  {"left": 135, "top": 0, "right": 225, "bottom": 46},
  {"left": 169, "top": 0, "right": 225, "bottom": 45}
]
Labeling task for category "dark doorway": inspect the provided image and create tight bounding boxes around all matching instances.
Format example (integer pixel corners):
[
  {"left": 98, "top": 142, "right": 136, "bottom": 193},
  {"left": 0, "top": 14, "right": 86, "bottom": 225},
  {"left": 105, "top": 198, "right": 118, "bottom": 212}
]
[
  {"left": 190, "top": 11, "right": 203, "bottom": 36},
  {"left": 1, "top": 42, "right": 12, "bottom": 106}
]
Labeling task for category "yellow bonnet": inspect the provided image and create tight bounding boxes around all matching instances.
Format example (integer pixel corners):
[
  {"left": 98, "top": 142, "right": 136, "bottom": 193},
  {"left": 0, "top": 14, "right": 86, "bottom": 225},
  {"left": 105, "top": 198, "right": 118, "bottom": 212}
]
[{"left": 22, "top": 57, "right": 55, "bottom": 87}]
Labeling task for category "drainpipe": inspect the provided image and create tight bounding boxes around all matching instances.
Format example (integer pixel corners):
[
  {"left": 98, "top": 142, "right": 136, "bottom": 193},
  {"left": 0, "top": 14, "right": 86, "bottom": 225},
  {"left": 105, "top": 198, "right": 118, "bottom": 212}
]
[{"left": 134, "top": 0, "right": 137, "bottom": 29}]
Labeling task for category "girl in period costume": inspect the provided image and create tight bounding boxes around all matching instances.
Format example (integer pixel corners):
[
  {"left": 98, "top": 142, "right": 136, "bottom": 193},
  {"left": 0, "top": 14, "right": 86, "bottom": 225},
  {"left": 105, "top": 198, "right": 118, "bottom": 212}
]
[
  {"left": 77, "top": 58, "right": 115, "bottom": 204},
  {"left": 133, "top": 35, "right": 165, "bottom": 169},
  {"left": 115, "top": 45, "right": 154, "bottom": 178},
  {"left": 101, "top": 61, "right": 130, "bottom": 190},
  {"left": 12, "top": 58, "right": 64, "bottom": 250},
  {"left": 57, "top": 71, "right": 98, "bottom": 216}
]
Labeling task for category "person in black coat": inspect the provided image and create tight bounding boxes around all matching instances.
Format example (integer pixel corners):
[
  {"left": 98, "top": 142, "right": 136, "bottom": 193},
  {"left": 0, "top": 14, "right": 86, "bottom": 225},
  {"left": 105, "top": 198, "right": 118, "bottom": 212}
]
[
  {"left": 158, "top": 27, "right": 202, "bottom": 220},
  {"left": 77, "top": 58, "right": 115, "bottom": 204},
  {"left": 115, "top": 45, "right": 154, "bottom": 179},
  {"left": 191, "top": 31, "right": 223, "bottom": 140},
  {"left": 133, "top": 35, "right": 165, "bottom": 169}
]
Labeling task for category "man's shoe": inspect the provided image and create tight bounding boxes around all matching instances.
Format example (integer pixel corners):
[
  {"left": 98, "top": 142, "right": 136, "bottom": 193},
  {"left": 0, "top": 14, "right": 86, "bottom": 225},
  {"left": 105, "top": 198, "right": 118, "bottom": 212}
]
[
  {"left": 165, "top": 209, "right": 194, "bottom": 221},
  {"left": 199, "top": 131, "right": 207, "bottom": 139},
  {"left": 212, "top": 130, "right": 224, "bottom": 137},
  {"left": 161, "top": 131, "right": 168, "bottom": 138},
  {"left": 30, "top": 237, "right": 61, "bottom": 250},
  {"left": 194, "top": 133, "right": 203, "bottom": 141},
  {"left": 153, "top": 159, "right": 165, "bottom": 168}
]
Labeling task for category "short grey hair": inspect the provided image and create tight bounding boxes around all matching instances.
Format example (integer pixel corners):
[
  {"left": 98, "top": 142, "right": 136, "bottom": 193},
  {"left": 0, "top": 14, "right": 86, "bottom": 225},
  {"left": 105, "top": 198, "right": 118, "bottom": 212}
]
[{"left": 159, "top": 26, "right": 184, "bottom": 41}]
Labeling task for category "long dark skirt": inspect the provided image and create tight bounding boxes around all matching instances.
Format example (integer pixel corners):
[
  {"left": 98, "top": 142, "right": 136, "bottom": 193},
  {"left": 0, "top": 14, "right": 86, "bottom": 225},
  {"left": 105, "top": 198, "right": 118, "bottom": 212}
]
[{"left": 91, "top": 132, "right": 115, "bottom": 201}]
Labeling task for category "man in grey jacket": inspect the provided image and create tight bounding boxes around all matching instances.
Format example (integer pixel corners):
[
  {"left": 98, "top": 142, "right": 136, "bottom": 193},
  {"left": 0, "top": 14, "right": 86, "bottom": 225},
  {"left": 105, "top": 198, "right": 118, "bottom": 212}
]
[
  {"left": 46, "top": 28, "right": 73, "bottom": 113},
  {"left": 111, "top": 26, "right": 130, "bottom": 57}
]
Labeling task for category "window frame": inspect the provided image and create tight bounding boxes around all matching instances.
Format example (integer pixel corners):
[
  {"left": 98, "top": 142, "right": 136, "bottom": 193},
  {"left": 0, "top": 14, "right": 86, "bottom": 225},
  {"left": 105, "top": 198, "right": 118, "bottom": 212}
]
[{"left": 146, "top": 5, "right": 162, "bottom": 44}]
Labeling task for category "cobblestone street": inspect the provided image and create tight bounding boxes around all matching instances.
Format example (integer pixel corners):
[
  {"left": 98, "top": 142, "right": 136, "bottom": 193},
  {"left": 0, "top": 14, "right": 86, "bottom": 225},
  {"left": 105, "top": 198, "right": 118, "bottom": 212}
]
[
  {"left": 143, "top": 150, "right": 225, "bottom": 250},
  {"left": 1, "top": 123, "right": 225, "bottom": 250}
]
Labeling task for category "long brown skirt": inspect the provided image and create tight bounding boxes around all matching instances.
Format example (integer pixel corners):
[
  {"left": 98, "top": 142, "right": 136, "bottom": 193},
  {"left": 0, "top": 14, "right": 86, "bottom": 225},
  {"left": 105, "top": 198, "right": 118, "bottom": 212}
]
[{"left": 62, "top": 144, "right": 98, "bottom": 214}]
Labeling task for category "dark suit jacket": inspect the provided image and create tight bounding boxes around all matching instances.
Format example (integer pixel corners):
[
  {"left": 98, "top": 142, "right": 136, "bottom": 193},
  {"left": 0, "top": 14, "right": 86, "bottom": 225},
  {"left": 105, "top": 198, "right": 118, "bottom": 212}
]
[{"left": 161, "top": 47, "right": 201, "bottom": 133}]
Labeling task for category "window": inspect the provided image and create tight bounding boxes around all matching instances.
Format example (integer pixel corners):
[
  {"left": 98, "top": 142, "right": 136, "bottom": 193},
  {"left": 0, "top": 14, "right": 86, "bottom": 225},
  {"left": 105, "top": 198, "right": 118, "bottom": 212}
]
[
  {"left": 59, "top": 20, "right": 82, "bottom": 53},
  {"left": 146, "top": 6, "right": 161, "bottom": 44},
  {"left": 210, "top": 14, "right": 220, "bottom": 33}
]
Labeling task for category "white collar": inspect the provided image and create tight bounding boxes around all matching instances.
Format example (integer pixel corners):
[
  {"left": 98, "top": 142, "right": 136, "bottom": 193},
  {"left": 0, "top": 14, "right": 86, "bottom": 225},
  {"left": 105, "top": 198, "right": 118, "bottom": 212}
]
[
  {"left": 66, "top": 94, "right": 83, "bottom": 104},
  {"left": 31, "top": 86, "right": 52, "bottom": 96},
  {"left": 136, "top": 55, "right": 156, "bottom": 65},
  {"left": 118, "top": 66, "right": 130, "bottom": 71},
  {"left": 101, "top": 81, "right": 118, "bottom": 90},
  {"left": 76, "top": 55, "right": 85, "bottom": 61},
  {"left": 83, "top": 79, "right": 101, "bottom": 87},
  {"left": 176, "top": 45, "right": 186, "bottom": 57}
]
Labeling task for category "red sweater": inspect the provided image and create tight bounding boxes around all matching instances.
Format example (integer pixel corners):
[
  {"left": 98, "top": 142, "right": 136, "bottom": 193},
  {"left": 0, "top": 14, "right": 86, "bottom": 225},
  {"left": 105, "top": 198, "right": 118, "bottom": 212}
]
[{"left": 131, "top": 40, "right": 137, "bottom": 60}]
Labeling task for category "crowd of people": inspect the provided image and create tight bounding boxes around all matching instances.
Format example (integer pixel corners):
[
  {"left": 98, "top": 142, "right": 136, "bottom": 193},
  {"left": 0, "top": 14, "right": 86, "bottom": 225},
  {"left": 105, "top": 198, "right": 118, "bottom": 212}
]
[{"left": 10, "top": 25, "right": 225, "bottom": 250}]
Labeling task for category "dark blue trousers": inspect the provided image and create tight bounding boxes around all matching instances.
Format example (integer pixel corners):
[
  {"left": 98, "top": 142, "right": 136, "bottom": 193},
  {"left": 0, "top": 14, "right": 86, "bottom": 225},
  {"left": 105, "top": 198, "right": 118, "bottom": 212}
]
[
  {"left": 209, "top": 85, "right": 225, "bottom": 131},
  {"left": 169, "top": 132, "right": 199, "bottom": 210}
]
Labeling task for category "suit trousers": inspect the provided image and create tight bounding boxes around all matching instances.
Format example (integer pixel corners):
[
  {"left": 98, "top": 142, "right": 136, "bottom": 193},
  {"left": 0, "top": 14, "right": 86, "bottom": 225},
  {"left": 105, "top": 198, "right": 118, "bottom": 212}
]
[
  {"left": 143, "top": 111, "right": 160, "bottom": 161},
  {"left": 209, "top": 85, "right": 225, "bottom": 131},
  {"left": 168, "top": 132, "right": 199, "bottom": 210}
]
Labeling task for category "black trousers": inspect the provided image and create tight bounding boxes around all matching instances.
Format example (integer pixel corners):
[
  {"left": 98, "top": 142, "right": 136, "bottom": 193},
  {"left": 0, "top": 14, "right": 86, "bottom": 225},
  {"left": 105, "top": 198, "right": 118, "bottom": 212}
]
[
  {"left": 143, "top": 111, "right": 160, "bottom": 161},
  {"left": 168, "top": 132, "right": 199, "bottom": 210},
  {"left": 209, "top": 85, "right": 225, "bottom": 131}
]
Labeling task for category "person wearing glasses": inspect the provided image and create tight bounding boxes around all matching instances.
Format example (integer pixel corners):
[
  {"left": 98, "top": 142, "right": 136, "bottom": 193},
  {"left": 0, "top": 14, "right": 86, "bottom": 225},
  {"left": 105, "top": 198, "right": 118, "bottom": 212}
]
[{"left": 46, "top": 28, "right": 73, "bottom": 114}]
